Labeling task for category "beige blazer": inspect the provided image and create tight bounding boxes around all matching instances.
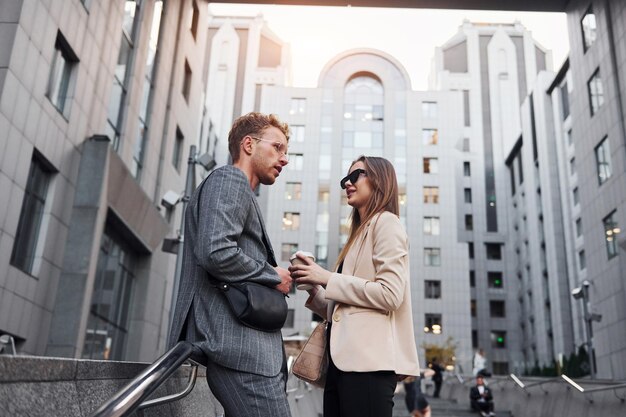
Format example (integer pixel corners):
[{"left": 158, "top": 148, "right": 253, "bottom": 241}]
[{"left": 305, "top": 211, "right": 420, "bottom": 376}]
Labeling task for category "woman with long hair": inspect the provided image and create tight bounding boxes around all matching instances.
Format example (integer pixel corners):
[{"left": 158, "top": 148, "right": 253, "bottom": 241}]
[{"left": 290, "top": 155, "right": 420, "bottom": 417}]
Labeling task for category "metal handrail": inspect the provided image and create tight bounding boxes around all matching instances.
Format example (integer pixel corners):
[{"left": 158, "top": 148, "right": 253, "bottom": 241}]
[
  {"left": 510, "top": 373, "right": 626, "bottom": 402},
  {"left": 90, "top": 341, "right": 202, "bottom": 417},
  {"left": 561, "top": 375, "right": 626, "bottom": 402}
]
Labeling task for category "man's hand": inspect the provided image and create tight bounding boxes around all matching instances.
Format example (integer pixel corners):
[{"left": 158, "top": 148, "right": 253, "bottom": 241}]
[{"left": 274, "top": 266, "right": 293, "bottom": 295}]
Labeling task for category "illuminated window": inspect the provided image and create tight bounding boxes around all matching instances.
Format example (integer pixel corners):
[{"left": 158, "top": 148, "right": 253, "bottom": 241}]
[
  {"left": 603, "top": 211, "right": 620, "bottom": 259},
  {"left": 424, "top": 314, "right": 442, "bottom": 334},
  {"left": 290, "top": 98, "right": 306, "bottom": 115},
  {"left": 423, "top": 157, "right": 438, "bottom": 174},
  {"left": 282, "top": 212, "right": 301, "bottom": 231},
  {"left": 422, "top": 129, "right": 438, "bottom": 146},
  {"left": 423, "top": 187, "right": 439, "bottom": 204},
  {"left": 285, "top": 182, "right": 302, "bottom": 200}
]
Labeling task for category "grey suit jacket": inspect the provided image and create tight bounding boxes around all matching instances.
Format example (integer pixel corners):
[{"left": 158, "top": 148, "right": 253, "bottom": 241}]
[{"left": 168, "top": 165, "right": 284, "bottom": 377}]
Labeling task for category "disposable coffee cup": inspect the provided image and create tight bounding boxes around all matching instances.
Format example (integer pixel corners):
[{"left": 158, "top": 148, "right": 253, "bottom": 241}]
[{"left": 289, "top": 251, "right": 316, "bottom": 290}]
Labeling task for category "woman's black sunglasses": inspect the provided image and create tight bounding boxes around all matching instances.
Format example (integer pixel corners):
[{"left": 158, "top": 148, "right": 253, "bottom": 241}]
[{"left": 340, "top": 169, "right": 367, "bottom": 189}]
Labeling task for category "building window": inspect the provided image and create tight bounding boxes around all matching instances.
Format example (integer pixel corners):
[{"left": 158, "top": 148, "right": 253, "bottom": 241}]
[
  {"left": 463, "top": 137, "right": 470, "bottom": 152},
  {"left": 108, "top": 0, "right": 142, "bottom": 151},
  {"left": 10, "top": 153, "right": 54, "bottom": 275},
  {"left": 486, "top": 243, "right": 502, "bottom": 260},
  {"left": 465, "top": 214, "right": 473, "bottom": 231},
  {"left": 291, "top": 125, "right": 305, "bottom": 142},
  {"left": 581, "top": 7, "right": 597, "bottom": 52},
  {"left": 424, "top": 248, "right": 441, "bottom": 266},
  {"left": 576, "top": 218, "right": 583, "bottom": 237},
  {"left": 47, "top": 32, "right": 79, "bottom": 116},
  {"left": 463, "top": 90, "right": 470, "bottom": 126},
  {"left": 488, "top": 272, "right": 503, "bottom": 288},
  {"left": 82, "top": 227, "right": 136, "bottom": 360},
  {"left": 490, "top": 301, "right": 506, "bottom": 318},
  {"left": 492, "top": 362, "right": 510, "bottom": 375},
  {"left": 578, "top": 250, "right": 586, "bottom": 270},
  {"left": 468, "top": 242, "right": 474, "bottom": 259},
  {"left": 469, "top": 270, "right": 475, "bottom": 287},
  {"left": 570, "top": 157, "right": 576, "bottom": 175},
  {"left": 282, "top": 212, "right": 301, "bottom": 231},
  {"left": 425, "top": 280, "right": 441, "bottom": 299},
  {"left": 423, "top": 187, "right": 439, "bottom": 204},
  {"left": 422, "top": 101, "right": 438, "bottom": 118},
  {"left": 287, "top": 153, "right": 304, "bottom": 171},
  {"left": 423, "top": 157, "right": 438, "bottom": 174},
  {"left": 189, "top": 1, "right": 199, "bottom": 39},
  {"left": 285, "top": 182, "right": 302, "bottom": 200},
  {"left": 463, "top": 161, "right": 471, "bottom": 176},
  {"left": 182, "top": 60, "right": 192, "bottom": 102},
  {"left": 470, "top": 299, "right": 476, "bottom": 317},
  {"left": 595, "top": 136, "right": 612, "bottom": 185},
  {"left": 172, "top": 127, "right": 184, "bottom": 171},
  {"left": 587, "top": 69, "right": 604, "bottom": 116},
  {"left": 464, "top": 188, "right": 472, "bottom": 203},
  {"left": 423, "top": 217, "right": 440, "bottom": 236},
  {"left": 424, "top": 314, "right": 442, "bottom": 334},
  {"left": 472, "top": 330, "right": 478, "bottom": 348},
  {"left": 603, "top": 211, "right": 619, "bottom": 259},
  {"left": 281, "top": 243, "right": 298, "bottom": 262},
  {"left": 422, "top": 129, "right": 438, "bottom": 146},
  {"left": 566, "top": 129, "right": 573, "bottom": 146},
  {"left": 290, "top": 98, "right": 306, "bottom": 115},
  {"left": 573, "top": 187, "right": 579, "bottom": 206},
  {"left": 560, "top": 80, "right": 570, "bottom": 120},
  {"left": 491, "top": 331, "right": 506, "bottom": 348}
]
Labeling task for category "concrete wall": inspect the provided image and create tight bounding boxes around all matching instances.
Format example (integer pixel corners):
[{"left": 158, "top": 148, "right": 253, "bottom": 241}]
[{"left": 0, "top": 354, "right": 323, "bottom": 417}]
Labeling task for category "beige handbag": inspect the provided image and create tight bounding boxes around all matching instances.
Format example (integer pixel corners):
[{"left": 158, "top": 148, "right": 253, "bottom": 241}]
[{"left": 292, "top": 320, "right": 328, "bottom": 388}]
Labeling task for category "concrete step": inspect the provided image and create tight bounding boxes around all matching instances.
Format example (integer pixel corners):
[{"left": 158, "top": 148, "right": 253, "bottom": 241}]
[{"left": 393, "top": 392, "right": 511, "bottom": 417}]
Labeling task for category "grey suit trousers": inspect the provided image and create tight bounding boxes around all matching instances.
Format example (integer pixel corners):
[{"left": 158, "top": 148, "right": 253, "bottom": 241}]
[{"left": 206, "top": 360, "right": 292, "bottom": 417}]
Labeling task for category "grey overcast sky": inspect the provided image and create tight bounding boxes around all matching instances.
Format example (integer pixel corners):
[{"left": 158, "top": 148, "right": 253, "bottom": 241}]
[{"left": 209, "top": 3, "right": 569, "bottom": 90}]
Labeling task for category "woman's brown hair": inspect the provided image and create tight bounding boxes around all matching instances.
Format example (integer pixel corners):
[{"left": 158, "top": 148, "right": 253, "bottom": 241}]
[{"left": 335, "top": 156, "right": 399, "bottom": 269}]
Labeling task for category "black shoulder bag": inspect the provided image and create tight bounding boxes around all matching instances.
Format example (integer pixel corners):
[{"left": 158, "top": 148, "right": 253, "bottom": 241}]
[{"left": 196, "top": 173, "right": 288, "bottom": 332}]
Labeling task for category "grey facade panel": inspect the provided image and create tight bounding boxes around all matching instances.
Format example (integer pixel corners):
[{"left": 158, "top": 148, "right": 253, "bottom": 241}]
[{"left": 443, "top": 40, "right": 468, "bottom": 73}]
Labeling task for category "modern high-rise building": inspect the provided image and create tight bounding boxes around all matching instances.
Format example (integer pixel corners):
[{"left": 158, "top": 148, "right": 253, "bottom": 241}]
[
  {"left": 430, "top": 21, "right": 552, "bottom": 374},
  {"left": 257, "top": 48, "right": 474, "bottom": 371},
  {"left": 204, "top": 14, "right": 291, "bottom": 166},
  {"left": 0, "top": 0, "right": 213, "bottom": 362},
  {"left": 547, "top": 0, "right": 626, "bottom": 379}
]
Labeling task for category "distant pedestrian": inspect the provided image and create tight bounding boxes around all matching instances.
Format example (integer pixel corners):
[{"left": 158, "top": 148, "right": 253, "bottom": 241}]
[
  {"left": 473, "top": 348, "right": 491, "bottom": 377},
  {"left": 430, "top": 358, "right": 444, "bottom": 398},
  {"left": 470, "top": 375, "right": 495, "bottom": 417}
]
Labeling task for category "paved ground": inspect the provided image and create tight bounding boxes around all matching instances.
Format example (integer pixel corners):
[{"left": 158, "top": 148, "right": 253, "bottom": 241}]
[{"left": 393, "top": 392, "right": 510, "bottom": 417}]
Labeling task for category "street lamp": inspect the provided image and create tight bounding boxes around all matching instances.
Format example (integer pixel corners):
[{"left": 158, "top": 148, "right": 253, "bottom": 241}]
[
  {"left": 162, "top": 145, "right": 216, "bottom": 337},
  {"left": 571, "top": 280, "right": 602, "bottom": 378}
]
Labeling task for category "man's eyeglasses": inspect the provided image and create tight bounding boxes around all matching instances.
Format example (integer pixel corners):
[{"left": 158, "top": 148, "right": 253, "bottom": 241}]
[
  {"left": 340, "top": 169, "right": 367, "bottom": 189},
  {"left": 250, "top": 136, "right": 289, "bottom": 160}
]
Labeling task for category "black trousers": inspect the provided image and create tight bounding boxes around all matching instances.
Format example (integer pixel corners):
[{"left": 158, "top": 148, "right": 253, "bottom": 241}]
[{"left": 323, "top": 355, "right": 397, "bottom": 417}]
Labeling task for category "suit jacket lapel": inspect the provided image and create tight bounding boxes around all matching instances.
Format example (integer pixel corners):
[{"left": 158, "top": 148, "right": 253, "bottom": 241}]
[{"left": 250, "top": 193, "right": 277, "bottom": 267}]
